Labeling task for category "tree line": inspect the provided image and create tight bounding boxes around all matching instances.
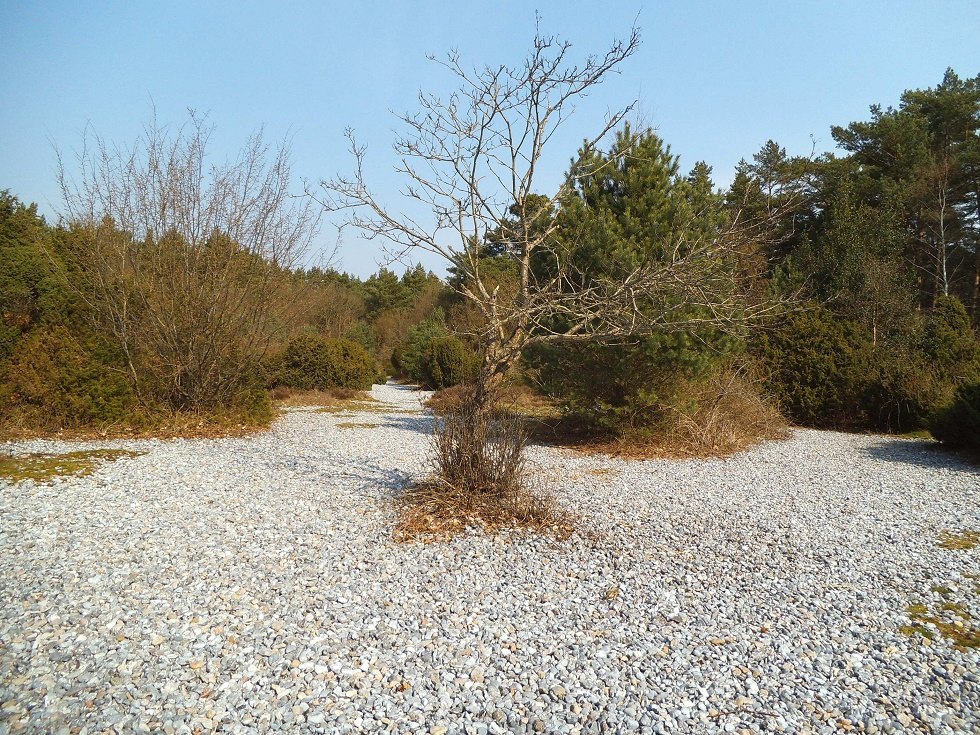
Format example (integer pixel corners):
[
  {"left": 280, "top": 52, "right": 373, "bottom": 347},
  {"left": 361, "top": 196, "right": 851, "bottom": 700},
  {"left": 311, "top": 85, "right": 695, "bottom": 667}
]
[{"left": 1, "top": 57, "right": 978, "bottom": 451}]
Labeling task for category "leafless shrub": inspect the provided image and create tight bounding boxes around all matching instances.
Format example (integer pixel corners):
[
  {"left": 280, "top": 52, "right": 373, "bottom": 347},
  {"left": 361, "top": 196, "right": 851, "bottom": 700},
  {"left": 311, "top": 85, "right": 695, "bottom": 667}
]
[
  {"left": 396, "top": 387, "right": 570, "bottom": 541},
  {"left": 434, "top": 388, "right": 527, "bottom": 496},
  {"left": 320, "top": 26, "right": 799, "bottom": 411},
  {"left": 57, "top": 110, "right": 319, "bottom": 411}
]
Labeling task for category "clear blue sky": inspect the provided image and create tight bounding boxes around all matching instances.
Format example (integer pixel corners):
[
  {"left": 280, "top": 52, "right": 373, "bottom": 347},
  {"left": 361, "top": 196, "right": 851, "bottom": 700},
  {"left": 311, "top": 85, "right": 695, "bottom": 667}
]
[{"left": 2, "top": 1, "right": 978, "bottom": 277}]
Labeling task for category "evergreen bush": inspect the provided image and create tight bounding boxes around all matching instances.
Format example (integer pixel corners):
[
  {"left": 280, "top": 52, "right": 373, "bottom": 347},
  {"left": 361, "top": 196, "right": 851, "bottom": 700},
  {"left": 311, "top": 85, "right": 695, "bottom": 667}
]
[
  {"left": 269, "top": 335, "right": 375, "bottom": 391},
  {"left": 931, "top": 382, "right": 980, "bottom": 454},
  {"left": 755, "top": 306, "right": 870, "bottom": 428},
  {"left": 419, "top": 336, "right": 480, "bottom": 389},
  {"left": 526, "top": 331, "right": 733, "bottom": 433},
  {"left": 860, "top": 346, "right": 947, "bottom": 432},
  {"left": 392, "top": 313, "right": 448, "bottom": 381},
  {"left": 2, "top": 326, "right": 134, "bottom": 427},
  {"left": 923, "top": 296, "right": 980, "bottom": 383}
]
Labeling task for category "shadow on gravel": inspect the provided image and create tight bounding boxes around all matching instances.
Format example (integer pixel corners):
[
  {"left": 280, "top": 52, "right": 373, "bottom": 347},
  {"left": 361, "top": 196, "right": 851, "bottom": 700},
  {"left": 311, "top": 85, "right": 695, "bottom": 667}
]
[
  {"left": 861, "top": 440, "right": 980, "bottom": 475},
  {"left": 380, "top": 415, "right": 435, "bottom": 435},
  {"left": 339, "top": 459, "right": 414, "bottom": 496}
]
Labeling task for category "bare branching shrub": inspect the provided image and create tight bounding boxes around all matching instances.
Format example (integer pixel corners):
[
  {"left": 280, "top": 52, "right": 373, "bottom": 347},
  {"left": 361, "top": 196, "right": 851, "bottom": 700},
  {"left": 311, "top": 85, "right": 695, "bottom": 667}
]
[
  {"left": 58, "top": 111, "right": 319, "bottom": 412},
  {"left": 396, "top": 388, "right": 569, "bottom": 540},
  {"left": 320, "top": 27, "right": 799, "bottom": 409},
  {"left": 434, "top": 389, "right": 527, "bottom": 497},
  {"left": 321, "top": 27, "right": 800, "bottom": 537}
]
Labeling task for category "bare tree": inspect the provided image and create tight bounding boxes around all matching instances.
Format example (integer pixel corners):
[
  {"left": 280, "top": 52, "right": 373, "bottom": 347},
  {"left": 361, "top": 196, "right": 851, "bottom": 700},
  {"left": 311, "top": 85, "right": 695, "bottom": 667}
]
[
  {"left": 58, "top": 111, "right": 319, "bottom": 411},
  {"left": 320, "top": 27, "right": 783, "bottom": 409}
]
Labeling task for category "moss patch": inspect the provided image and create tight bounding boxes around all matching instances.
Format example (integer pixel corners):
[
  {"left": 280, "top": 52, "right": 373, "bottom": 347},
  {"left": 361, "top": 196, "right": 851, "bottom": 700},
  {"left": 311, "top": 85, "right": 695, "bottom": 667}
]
[
  {"left": 938, "top": 530, "right": 980, "bottom": 550},
  {"left": 317, "top": 399, "right": 403, "bottom": 415},
  {"left": 0, "top": 449, "right": 143, "bottom": 484},
  {"left": 902, "top": 587, "right": 979, "bottom": 650},
  {"left": 899, "top": 623, "right": 936, "bottom": 640}
]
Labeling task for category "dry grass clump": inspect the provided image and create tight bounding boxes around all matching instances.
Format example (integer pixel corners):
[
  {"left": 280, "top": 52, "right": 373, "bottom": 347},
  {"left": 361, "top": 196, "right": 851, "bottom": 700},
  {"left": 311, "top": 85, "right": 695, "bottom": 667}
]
[
  {"left": 631, "top": 366, "right": 788, "bottom": 459},
  {"left": 270, "top": 386, "right": 366, "bottom": 406},
  {"left": 396, "top": 388, "right": 571, "bottom": 542},
  {"left": 423, "top": 384, "right": 470, "bottom": 414},
  {"left": 938, "top": 530, "right": 980, "bottom": 551},
  {"left": 0, "top": 409, "right": 272, "bottom": 442}
]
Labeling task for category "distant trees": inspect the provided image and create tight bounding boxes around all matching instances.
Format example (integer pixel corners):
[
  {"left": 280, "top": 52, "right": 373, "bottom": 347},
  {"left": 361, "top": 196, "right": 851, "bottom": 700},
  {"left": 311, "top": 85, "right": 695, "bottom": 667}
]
[
  {"left": 832, "top": 69, "right": 980, "bottom": 318},
  {"left": 749, "top": 70, "right": 980, "bottom": 431},
  {"left": 3, "top": 58, "right": 978, "bottom": 452}
]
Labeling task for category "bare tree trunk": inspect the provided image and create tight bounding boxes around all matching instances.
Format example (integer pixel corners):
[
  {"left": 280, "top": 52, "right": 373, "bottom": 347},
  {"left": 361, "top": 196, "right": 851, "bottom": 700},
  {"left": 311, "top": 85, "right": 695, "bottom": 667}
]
[
  {"left": 971, "top": 179, "right": 980, "bottom": 325},
  {"left": 935, "top": 153, "right": 952, "bottom": 300}
]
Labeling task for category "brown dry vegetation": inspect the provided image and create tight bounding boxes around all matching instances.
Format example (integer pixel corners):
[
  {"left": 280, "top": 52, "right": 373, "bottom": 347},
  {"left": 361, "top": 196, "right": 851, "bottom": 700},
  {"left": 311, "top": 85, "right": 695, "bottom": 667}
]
[
  {"left": 0, "top": 408, "right": 273, "bottom": 442},
  {"left": 394, "top": 480, "right": 573, "bottom": 543},
  {"left": 269, "top": 386, "right": 367, "bottom": 406},
  {"left": 397, "top": 387, "right": 572, "bottom": 542},
  {"left": 426, "top": 370, "right": 788, "bottom": 460}
]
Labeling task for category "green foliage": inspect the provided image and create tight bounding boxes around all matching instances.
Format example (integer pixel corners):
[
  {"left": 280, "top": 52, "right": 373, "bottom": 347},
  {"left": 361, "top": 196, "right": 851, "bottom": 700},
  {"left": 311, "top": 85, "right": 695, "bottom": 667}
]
[
  {"left": 2, "top": 326, "right": 134, "bottom": 427},
  {"left": 0, "top": 192, "right": 138, "bottom": 430},
  {"left": 860, "top": 345, "right": 948, "bottom": 432},
  {"left": 392, "top": 312, "right": 449, "bottom": 380},
  {"left": 932, "top": 382, "right": 980, "bottom": 454},
  {"left": 232, "top": 386, "right": 275, "bottom": 424},
  {"left": 756, "top": 299, "right": 978, "bottom": 432},
  {"left": 756, "top": 307, "right": 870, "bottom": 428},
  {"left": 791, "top": 181, "right": 917, "bottom": 341},
  {"left": 364, "top": 265, "right": 441, "bottom": 317},
  {"left": 527, "top": 331, "right": 734, "bottom": 433},
  {"left": 923, "top": 296, "right": 980, "bottom": 382},
  {"left": 525, "top": 126, "right": 737, "bottom": 433},
  {"left": 343, "top": 321, "right": 377, "bottom": 354},
  {"left": 419, "top": 336, "right": 480, "bottom": 389},
  {"left": 0, "top": 191, "right": 76, "bottom": 361},
  {"left": 726, "top": 140, "right": 816, "bottom": 264},
  {"left": 268, "top": 335, "right": 375, "bottom": 391},
  {"left": 560, "top": 124, "right": 727, "bottom": 279},
  {"left": 831, "top": 69, "right": 980, "bottom": 310}
]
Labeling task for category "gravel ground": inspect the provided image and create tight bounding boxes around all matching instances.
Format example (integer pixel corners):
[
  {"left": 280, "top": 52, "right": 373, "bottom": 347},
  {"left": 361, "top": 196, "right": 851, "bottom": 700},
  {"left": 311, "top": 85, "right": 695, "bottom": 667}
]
[{"left": 1, "top": 382, "right": 978, "bottom": 735}]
